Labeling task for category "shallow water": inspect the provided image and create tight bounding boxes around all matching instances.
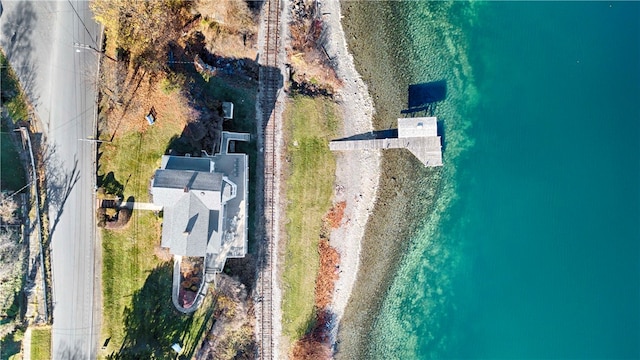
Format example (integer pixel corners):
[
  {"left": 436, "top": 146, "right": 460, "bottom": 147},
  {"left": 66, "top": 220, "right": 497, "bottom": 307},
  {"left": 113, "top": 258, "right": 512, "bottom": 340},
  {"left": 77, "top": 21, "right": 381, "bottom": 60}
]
[{"left": 340, "top": 1, "right": 640, "bottom": 359}]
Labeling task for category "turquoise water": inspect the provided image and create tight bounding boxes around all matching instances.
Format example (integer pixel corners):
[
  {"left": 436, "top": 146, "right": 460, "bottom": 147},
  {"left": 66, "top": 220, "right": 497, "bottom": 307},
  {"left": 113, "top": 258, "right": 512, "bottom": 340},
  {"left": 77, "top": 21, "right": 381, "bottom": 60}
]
[{"left": 368, "top": 2, "right": 640, "bottom": 358}]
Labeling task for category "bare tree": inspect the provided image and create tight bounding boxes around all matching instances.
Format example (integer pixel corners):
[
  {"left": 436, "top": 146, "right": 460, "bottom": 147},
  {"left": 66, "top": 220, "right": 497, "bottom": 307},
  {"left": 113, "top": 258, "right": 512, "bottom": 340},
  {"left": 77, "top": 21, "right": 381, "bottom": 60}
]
[
  {"left": 0, "top": 227, "right": 22, "bottom": 338},
  {"left": 90, "top": 0, "right": 189, "bottom": 70},
  {"left": 0, "top": 192, "right": 18, "bottom": 224}
]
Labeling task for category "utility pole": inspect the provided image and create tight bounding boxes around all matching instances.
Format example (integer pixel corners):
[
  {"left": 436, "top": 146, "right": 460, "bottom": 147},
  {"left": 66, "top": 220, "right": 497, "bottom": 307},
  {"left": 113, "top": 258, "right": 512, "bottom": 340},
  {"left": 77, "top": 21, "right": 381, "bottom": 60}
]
[
  {"left": 73, "top": 42, "right": 117, "bottom": 62},
  {"left": 78, "top": 137, "right": 111, "bottom": 143}
]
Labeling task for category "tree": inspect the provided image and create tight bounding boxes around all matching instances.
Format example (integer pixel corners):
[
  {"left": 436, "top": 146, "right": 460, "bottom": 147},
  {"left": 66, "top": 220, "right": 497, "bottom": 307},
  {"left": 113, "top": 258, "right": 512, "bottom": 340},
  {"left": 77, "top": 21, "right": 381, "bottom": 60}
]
[
  {"left": 0, "top": 192, "right": 18, "bottom": 224},
  {"left": 90, "top": 0, "right": 189, "bottom": 70}
]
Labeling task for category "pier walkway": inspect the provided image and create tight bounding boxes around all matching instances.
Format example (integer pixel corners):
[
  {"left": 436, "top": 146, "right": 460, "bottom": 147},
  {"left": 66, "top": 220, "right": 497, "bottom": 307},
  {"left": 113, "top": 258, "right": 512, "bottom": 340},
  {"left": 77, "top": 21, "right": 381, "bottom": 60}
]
[{"left": 329, "top": 117, "right": 443, "bottom": 166}]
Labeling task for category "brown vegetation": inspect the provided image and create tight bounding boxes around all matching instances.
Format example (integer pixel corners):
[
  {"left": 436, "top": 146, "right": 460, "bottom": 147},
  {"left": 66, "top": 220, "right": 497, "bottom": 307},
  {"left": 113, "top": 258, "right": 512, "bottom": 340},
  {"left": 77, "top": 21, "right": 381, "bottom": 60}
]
[
  {"left": 0, "top": 192, "right": 18, "bottom": 224},
  {"left": 288, "top": 0, "right": 341, "bottom": 96},
  {"left": 292, "top": 210, "right": 342, "bottom": 359},
  {"left": 180, "top": 257, "right": 203, "bottom": 290},
  {"left": 197, "top": 274, "right": 256, "bottom": 360},
  {"left": 179, "top": 257, "right": 204, "bottom": 308},
  {"left": 98, "top": 59, "right": 196, "bottom": 140},
  {"left": 193, "top": 0, "right": 259, "bottom": 60},
  {"left": 324, "top": 201, "right": 346, "bottom": 229},
  {"left": 101, "top": 208, "right": 132, "bottom": 230},
  {"left": 0, "top": 194, "right": 24, "bottom": 339},
  {"left": 91, "top": 0, "right": 190, "bottom": 71}
]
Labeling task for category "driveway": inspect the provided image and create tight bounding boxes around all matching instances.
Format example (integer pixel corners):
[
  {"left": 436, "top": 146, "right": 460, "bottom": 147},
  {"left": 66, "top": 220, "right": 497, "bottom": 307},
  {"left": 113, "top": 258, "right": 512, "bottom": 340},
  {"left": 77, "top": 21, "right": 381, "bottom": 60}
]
[{"left": 0, "top": 1, "right": 101, "bottom": 358}]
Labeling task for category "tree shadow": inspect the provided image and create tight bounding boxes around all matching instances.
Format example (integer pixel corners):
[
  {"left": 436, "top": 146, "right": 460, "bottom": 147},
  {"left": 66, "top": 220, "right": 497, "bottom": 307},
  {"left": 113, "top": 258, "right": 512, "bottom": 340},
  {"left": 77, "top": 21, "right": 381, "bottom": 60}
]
[
  {"left": 224, "top": 255, "right": 257, "bottom": 293},
  {"left": 55, "top": 341, "right": 85, "bottom": 360},
  {"left": 44, "top": 153, "right": 80, "bottom": 247},
  {"left": 0, "top": 1, "right": 39, "bottom": 108},
  {"left": 107, "top": 262, "right": 214, "bottom": 360},
  {"left": 98, "top": 171, "right": 124, "bottom": 198}
]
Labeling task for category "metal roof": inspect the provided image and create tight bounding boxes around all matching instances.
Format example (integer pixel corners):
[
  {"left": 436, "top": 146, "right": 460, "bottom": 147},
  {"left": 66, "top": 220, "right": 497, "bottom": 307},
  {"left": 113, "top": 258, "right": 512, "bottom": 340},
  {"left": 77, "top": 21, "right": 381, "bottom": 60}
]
[
  {"left": 398, "top": 117, "right": 438, "bottom": 138},
  {"left": 162, "top": 155, "right": 212, "bottom": 172},
  {"left": 153, "top": 169, "right": 223, "bottom": 192}
]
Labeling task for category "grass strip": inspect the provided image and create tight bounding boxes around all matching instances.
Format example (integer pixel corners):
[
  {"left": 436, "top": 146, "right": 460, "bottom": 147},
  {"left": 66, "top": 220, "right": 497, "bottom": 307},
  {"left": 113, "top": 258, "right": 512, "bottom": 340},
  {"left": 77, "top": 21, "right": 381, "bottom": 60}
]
[
  {"left": 281, "top": 95, "right": 338, "bottom": 340},
  {"left": 30, "top": 326, "right": 51, "bottom": 360}
]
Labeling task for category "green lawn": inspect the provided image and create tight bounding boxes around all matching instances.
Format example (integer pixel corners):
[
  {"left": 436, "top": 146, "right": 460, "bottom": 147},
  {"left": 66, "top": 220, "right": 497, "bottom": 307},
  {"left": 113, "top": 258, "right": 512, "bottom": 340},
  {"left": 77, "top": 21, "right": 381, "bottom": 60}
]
[
  {"left": 281, "top": 95, "right": 338, "bottom": 340},
  {"left": 31, "top": 327, "right": 51, "bottom": 360},
  {"left": 98, "top": 111, "right": 214, "bottom": 358}
]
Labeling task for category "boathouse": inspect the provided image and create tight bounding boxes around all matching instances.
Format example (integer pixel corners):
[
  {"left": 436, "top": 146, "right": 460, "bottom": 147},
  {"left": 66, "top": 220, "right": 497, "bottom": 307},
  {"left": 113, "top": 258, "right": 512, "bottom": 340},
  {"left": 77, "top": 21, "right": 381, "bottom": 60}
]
[{"left": 329, "top": 117, "right": 443, "bottom": 166}]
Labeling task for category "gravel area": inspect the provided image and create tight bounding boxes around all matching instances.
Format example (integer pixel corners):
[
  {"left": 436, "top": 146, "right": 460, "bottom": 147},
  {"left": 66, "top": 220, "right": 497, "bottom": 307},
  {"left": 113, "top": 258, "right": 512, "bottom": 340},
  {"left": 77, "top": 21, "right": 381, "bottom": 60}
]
[{"left": 319, "top": 0, "right": 381, "bottom": 347}]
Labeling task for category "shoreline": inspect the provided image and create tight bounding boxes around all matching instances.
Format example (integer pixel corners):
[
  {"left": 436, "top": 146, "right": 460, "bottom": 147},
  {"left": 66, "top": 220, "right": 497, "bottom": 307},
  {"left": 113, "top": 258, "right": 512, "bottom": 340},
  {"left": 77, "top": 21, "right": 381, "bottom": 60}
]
[
  {"left": 318, "top": 0, "right": 381, "bottom": 347},
  {"left": 323, "top": 2, "right": 447, "bottom": 358}
]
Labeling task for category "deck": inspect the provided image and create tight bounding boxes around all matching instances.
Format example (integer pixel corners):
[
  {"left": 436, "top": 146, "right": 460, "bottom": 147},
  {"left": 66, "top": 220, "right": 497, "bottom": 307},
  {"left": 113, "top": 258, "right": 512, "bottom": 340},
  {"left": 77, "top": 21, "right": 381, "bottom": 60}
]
[{"left": 329, "top": 117, "right": 443, "bottom": 166}]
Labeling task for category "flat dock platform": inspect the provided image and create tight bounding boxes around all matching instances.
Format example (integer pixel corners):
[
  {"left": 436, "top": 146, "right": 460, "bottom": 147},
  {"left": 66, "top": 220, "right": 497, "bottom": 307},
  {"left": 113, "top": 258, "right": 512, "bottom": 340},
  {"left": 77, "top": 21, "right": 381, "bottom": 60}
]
[{"left": 329, "top": 117, "right": 443, "bottom": 166}]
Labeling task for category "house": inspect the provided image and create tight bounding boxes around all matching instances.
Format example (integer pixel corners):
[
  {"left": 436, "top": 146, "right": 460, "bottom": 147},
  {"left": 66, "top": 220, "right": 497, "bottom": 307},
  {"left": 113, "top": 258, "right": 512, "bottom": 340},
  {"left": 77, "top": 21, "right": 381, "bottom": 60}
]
[{"left": 151, "top": 131, "right": 249, "bottom": 312}]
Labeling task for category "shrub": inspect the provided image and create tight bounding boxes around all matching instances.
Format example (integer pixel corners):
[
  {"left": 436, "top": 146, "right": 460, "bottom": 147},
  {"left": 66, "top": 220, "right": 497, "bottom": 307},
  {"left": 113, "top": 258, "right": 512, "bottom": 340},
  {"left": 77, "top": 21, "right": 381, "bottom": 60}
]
[{"left": 160, "top": 73, "right": 185, "bottom": 95}]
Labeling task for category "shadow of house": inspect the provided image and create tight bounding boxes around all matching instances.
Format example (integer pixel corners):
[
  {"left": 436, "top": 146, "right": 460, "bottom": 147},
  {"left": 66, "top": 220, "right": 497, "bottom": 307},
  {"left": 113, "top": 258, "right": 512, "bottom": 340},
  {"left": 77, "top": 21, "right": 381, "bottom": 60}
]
[{"left": 401, "top": 80, "right": 447, "bottom": 116}]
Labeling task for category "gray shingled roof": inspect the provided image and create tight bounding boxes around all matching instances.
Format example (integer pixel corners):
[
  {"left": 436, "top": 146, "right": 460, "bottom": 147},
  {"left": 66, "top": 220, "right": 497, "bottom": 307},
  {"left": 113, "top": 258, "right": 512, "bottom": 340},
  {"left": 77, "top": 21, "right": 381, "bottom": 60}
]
[
  {"left": 153, "top": 169, "right": 223, "bottom": 192},
  {"left": 163, "top": 156, "right": 212, "bottom": 172},
  {"left": 161, "top": 193, "right": 221, "bottom": 257}
]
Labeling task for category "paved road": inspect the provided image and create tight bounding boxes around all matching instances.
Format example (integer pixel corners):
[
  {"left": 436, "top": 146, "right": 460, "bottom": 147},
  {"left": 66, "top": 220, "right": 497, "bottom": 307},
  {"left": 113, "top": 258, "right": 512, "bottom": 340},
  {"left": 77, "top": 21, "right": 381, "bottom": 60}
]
[{"left": 0, "top": 1, "right": 100, "bottom": 358}]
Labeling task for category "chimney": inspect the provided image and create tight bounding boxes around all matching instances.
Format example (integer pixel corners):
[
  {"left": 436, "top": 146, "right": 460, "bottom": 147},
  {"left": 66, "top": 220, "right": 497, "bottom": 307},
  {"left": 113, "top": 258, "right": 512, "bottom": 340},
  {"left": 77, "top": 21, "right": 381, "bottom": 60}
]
[{"left": 183, "top": 186, "right": 189, "bottom": 193}]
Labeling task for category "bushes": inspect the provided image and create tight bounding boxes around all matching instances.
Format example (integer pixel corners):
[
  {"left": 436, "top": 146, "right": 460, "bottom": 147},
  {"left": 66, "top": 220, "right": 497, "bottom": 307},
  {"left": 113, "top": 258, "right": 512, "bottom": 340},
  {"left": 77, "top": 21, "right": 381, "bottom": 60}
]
[
  {"left": 160, "top": 72, "right": 186, "bottom": 95},
  {"left": 90, "top": 0, "right": 189, "bottom": 70},
  {"left": 0, "top": 51, "right": 29, "bottom": 123},
  {"left": 98, "top": 208, "right": 132, "bottom": 230}
]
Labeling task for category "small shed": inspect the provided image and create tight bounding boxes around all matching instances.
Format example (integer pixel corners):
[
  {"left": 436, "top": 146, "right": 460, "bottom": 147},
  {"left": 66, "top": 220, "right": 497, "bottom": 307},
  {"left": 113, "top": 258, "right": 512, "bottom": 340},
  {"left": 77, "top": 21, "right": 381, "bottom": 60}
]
[{"left": 222, "top": 102, "right": 234, "bottom": 120}]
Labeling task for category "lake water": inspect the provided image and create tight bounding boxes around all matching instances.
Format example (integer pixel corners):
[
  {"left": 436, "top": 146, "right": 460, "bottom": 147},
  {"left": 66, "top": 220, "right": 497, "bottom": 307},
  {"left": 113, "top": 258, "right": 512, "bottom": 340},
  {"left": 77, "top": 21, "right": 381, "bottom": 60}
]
[{"left": 353, "top": 2, "right": 640, "bottom": 358}]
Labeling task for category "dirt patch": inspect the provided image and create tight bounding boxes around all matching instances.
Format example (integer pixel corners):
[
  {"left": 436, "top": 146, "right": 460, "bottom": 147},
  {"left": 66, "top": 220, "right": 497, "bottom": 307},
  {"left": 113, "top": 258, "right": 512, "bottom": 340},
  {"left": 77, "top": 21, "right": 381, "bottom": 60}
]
[{"left": 154, "top": 246, "right": 172, "bottom": 262}]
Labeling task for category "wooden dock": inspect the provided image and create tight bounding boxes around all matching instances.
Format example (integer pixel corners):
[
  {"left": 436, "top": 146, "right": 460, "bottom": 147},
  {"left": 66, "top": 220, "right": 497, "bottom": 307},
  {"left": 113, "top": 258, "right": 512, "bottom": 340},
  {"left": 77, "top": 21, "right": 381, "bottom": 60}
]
[{"left": 329, "top": 117, "right": 443, "bottom": 166}]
